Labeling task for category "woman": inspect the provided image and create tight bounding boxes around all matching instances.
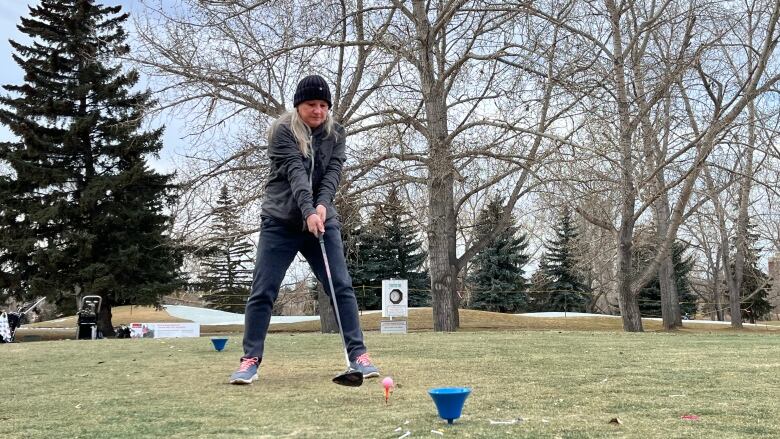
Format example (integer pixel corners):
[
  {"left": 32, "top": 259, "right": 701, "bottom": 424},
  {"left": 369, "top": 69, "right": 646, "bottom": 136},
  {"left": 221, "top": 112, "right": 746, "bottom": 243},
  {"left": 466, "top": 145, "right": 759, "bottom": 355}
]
[{"left": 230, "top": 75, "right": 379, "bottom": 384}]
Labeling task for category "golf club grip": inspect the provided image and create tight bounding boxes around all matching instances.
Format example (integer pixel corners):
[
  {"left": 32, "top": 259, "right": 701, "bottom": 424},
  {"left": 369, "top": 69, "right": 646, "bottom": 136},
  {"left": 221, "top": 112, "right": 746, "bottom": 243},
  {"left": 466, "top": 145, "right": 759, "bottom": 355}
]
[{"left": 318, "top": 234, "right": 352, "bottom": 368}]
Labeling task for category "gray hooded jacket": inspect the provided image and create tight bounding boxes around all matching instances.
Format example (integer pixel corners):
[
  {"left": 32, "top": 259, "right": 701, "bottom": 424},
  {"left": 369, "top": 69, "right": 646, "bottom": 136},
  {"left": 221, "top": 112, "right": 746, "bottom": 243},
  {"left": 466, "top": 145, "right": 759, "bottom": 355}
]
[{"left": 261, "top": 120, "right": 346, "bottom": 228}]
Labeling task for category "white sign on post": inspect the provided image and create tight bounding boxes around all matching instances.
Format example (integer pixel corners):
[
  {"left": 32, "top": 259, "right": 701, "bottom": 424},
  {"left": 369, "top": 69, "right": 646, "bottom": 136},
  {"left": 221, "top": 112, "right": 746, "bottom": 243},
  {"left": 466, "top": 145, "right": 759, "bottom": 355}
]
[
  {"left": 380, "top": 320, "right": 407, "bottom": 334},
  {"left": 382, "top": 279, "right": 408, "bottom": 318}
]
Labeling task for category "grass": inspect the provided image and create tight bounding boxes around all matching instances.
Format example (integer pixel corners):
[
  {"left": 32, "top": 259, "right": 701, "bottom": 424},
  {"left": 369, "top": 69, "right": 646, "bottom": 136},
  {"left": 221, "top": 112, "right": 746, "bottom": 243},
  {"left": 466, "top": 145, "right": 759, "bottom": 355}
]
[
  {"left": 3, "top": 327, "right": 780, "bottom": 438},
  {"left": 17, "top": 307, "right": 780, "bottom": 342}
]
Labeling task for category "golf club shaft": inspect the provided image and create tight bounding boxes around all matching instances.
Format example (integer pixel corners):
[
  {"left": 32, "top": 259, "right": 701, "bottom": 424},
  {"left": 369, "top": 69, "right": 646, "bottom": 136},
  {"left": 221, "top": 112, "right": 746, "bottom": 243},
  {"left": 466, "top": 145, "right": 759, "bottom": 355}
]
[
  {"left": 318, "top": 235, "right": 352, "bottom": 368},
  {"left": 21, "top": 297, "right": 46, "bottom": 315}
]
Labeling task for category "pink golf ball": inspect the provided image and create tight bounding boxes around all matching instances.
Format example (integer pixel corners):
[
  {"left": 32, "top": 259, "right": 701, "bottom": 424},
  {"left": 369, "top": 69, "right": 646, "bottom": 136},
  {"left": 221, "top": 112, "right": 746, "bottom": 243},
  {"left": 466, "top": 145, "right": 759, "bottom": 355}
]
[{"left": 382, "top": 376, "right": 394, "bottom": 388}]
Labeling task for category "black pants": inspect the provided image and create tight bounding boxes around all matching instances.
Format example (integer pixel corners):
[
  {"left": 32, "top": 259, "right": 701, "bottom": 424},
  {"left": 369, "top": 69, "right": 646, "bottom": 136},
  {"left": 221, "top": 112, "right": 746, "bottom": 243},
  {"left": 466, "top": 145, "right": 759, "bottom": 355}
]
[{"left": 241, "top": 216, "right": 367, "bottom": 361}]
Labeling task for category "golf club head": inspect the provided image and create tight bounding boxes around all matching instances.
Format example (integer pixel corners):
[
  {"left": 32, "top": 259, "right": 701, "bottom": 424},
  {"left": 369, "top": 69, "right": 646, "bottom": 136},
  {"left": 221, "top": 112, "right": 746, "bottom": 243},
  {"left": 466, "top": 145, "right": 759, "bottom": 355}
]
[{"left": 333, "top": 369, "right": 364, "bottom": 387}]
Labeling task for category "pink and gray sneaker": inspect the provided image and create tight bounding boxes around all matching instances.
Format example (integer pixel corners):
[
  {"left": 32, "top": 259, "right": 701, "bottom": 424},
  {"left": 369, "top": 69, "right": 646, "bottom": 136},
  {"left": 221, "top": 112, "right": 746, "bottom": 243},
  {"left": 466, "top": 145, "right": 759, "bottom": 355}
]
[
  {"left": 229, "top": 357, "right": 260, "bottom": 384},
  {"left": 350, "top": 353, "right": 380, "bottom": 378}
]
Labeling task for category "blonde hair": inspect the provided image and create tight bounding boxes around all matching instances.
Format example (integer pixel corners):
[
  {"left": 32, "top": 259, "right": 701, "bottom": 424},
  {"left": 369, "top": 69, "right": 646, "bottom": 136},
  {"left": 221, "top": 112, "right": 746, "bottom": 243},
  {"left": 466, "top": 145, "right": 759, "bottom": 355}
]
[{"left": 267, "top": 110, "right": 336, "bottom": 158}]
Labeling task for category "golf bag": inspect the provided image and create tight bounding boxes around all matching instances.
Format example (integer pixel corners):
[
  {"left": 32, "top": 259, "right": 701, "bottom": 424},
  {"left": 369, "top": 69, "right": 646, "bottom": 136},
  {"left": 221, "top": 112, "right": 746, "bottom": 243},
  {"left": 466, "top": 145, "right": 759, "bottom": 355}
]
[
  {"left": 0, "top": 311, "right": 21, "bottom": 343},
  {"left": 76, "top": 295, "right": 102, "bottom": 340}
]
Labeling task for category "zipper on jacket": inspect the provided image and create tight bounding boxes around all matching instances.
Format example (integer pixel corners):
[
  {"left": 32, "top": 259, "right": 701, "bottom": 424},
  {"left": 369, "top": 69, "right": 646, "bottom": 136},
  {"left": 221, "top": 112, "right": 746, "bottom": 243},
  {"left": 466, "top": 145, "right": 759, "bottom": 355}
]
[
  {"left": 308, "top": 133, "right": 315, "bottom": 189},
  {"left": 303, "top": 133, "right": 315, "bottom": 232}
]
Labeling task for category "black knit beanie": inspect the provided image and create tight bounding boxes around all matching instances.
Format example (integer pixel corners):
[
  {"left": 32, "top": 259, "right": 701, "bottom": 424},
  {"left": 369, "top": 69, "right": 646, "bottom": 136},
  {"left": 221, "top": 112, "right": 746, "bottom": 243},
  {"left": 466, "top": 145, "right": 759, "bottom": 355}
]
[{"left": 293, "top": 75, "right": 332, "bottom": 108}]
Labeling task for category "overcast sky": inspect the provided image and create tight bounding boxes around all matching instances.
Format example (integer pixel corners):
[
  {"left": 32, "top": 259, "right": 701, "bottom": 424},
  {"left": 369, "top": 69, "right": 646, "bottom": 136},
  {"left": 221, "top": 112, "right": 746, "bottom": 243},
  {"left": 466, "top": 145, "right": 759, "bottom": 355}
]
[{"left": 0, "top": 0, "right": 181, "bottom": 173}]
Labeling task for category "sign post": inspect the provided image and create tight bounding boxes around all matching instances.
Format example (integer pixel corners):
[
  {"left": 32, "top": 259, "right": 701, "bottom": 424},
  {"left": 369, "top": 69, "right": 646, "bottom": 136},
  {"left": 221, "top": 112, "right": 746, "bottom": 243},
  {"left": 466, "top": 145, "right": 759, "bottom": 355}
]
[{"left": 381, "top": 279, "right": 408, "bottom": 334}]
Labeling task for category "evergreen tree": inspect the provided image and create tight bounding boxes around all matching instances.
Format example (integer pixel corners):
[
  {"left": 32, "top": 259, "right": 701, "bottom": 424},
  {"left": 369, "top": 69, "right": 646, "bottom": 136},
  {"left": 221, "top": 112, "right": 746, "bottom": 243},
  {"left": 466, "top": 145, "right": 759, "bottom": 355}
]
[
  {"left": 635, "top": 241, "right": 697, "bottom": 318},
  {"left": 351, "top": 187, "right": 429, "bottom": 309},
  {"left": 528, "top": 253, "right": 553, "bottom": 312},
  {"left": 348, "top": 224, "right": 382, "bottom": 309},
  {"left": 0, "top": 1, "right": 182, "bottom": 334},
  {"left": 739, "top": 259, "right": 771, "bottom": 324},
  {"left": 336, "top": 193, "right": 374, "bottom": 309},
  {"left": 466, "top": 196, "right": 530, "bottom": 313},
  {"left": 535, "top": 209, "right": 590, "bottom": 312},
  {"left": 732, "top": 224, "right": 772, "bottom": 323},
  {"left": 199, "top": 185, "right": 254, "bottom": 312}
]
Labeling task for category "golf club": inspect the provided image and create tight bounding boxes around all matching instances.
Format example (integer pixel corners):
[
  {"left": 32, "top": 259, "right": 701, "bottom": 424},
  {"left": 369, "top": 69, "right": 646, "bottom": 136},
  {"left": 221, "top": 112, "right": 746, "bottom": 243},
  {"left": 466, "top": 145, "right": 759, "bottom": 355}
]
[{"left": 318, "top": 233, "right": 364, "bottom": 387}]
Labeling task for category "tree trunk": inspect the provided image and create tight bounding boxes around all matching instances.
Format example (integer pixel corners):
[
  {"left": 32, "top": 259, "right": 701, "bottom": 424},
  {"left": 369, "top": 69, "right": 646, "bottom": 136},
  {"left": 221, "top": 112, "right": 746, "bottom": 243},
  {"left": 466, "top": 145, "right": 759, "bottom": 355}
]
[
  {"left": 428, "top": 151, "right": 459, "bottom": 331},
  {"left": 317, "top": 284, "right": 339, "bottom": 333},
  {"left": 713, "top": 271, "right": 723, "bottom": 321},
  {"left": 729, "top": 100, "right": 757, "bottom": 329},
  {"left": 617, "top": 226, "right": 643, "bottom": 331},
  {"left": 607, "top": 0, "right": 641, "bottom": 332},
  {"left": 711, "top": 247, "right": 723, "bottom": 321},
  {"left": 657, "top": 254, "right": 678, "bottom": 330},
  {"left": 98, "top": 298, "right": 114, "bottom": 337},
  {"left": 703, "top": 165, "right": 740, "bottom": 327},
  {"left": 653, "top": 197, "right": 681, "bottom": 330},
  {"left": 728, "top": 278, "right": 743, "bottom": 328},
  {"left": 412, "top": 0, "right": 459, "bottom": 331},
  {"left": 648, "top": 97, "right": 682, "bottom": 329}
]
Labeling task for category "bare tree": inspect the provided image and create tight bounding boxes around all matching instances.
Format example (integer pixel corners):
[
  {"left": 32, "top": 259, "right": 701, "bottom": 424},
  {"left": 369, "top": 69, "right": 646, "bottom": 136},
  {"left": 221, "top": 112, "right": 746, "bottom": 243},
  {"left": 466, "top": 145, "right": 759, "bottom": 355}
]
[
  {"left": 131, "top": 0, "right": 780, "bottom": 333},
  {"left": 132, "top": 0, "right": 402, "bottom": 324},
  {"left": 683, "top": 1, "right": 780, "bottom": 328},
  {"left": 133, "top": 0, "right": 588, "bottom": 331},
  {"left": 540, "top": 0, "right": 780, "bottom": 331}
]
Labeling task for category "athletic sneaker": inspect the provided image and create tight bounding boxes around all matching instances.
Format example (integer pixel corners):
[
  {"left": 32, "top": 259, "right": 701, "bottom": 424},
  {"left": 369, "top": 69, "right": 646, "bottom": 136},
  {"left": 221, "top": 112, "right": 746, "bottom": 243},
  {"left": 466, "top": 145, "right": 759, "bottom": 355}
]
[
  {"left": 350, "top": 352, "right": 380, "bottom": 378},
  {"left": 229, "top": 357, "right": 260, "bottom": 384}
]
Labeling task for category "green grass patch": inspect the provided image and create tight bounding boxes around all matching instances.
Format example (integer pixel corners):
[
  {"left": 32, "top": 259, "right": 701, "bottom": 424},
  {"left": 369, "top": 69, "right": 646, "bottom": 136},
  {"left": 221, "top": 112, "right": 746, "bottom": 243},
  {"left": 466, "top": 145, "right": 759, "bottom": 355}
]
[{"left": 3, "top": 330, "right": 779, "bottom": 438}]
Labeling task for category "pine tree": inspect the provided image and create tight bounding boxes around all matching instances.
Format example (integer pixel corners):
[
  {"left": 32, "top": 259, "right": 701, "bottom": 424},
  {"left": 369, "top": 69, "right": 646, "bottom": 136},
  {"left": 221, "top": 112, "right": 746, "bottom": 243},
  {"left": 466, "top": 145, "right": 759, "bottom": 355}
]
[
  {"left": 466, "top": 197, "right": 530, "bottom": 313},
  {"left": 0, "top": 1, "right": 182, "bottom": 334},
  {"left": 535, "top": 209, "right": 590, "bottom": 312},
  {"left": 739, "top": 257, "right": 771, "bottom": 323},
  {"left": 348, "top": 224, "right": 382, "bottom": 310},
  {"left": 635, "top": 241, "right": 697, "bottom": 318},
  {"left": 528, "top": 253, "right": 553, "bottom": 312},
  {"left": 337, "top": 193, "right": 374, "bottom": 310},
  {"left": 733, "top": 224, "right": 772, "bottom": 323},
  {"left": 199, "top": 185, "right": 254, "bottom": 312},
  {"left": 351, "top": 187, "right": 429, "bottom": 309}
]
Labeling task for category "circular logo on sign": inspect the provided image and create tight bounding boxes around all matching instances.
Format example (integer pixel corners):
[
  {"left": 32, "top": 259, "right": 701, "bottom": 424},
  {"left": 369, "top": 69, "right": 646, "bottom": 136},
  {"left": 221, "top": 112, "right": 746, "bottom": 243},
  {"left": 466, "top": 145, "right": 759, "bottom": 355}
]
[{"left": 389, "top": 288, "right": 403, "bottom": 304}]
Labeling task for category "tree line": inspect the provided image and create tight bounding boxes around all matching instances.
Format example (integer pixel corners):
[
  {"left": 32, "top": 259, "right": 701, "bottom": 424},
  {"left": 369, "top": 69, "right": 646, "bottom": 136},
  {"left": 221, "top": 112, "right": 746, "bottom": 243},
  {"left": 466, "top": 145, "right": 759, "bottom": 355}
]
[
  {"left": 127, "top": 0, "right": 780, "bottom": 332},
  {"left": 1, "top": 1, "right": 778, "bottom": 334}
]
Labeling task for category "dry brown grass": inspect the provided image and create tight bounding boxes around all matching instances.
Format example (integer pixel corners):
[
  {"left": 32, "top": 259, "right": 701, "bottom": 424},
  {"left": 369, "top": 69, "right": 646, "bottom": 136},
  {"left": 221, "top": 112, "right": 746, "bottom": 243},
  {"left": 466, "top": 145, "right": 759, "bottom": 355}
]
[
  {"left": 16, "top": 306, "right": 192, "bottom": 341},
  {"left": 212, "top": 308, "right": 780, "bottom": 334},
  {"left": 16, "top": 306, "right": 780, "bottom": 342},
  {"left": 25, "top": 305, "right": 191, "bottom": 329}
]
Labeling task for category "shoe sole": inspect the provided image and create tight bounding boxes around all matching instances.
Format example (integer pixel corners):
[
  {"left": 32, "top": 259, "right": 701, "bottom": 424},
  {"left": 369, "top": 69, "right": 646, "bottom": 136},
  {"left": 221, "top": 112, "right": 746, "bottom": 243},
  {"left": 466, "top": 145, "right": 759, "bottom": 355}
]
[
  {"left": 229, "top": 373, "right": 258, "bottom": 385},
  {"left": 362, "top": 371, "right": 380, "bottom": 378}
]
